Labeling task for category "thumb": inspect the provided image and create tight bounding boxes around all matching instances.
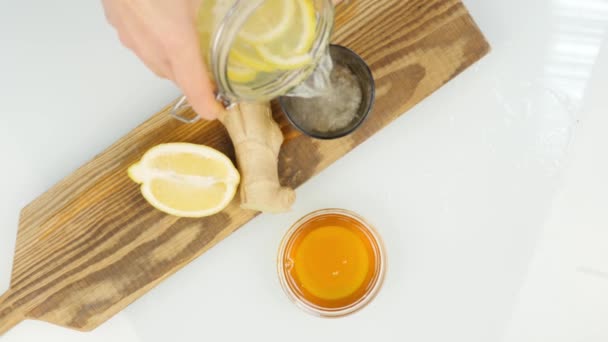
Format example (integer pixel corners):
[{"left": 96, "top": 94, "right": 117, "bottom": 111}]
[{"left": 169, "top": 36, "right": 222, "bottom": 120}]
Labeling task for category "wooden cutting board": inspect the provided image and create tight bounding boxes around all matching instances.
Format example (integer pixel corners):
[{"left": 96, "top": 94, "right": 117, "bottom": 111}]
[{"left": 0, "top": 0, "right": 489, "bottom": 334}]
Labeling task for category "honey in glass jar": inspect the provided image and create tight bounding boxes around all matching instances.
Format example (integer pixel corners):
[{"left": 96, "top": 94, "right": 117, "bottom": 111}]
[{"left": 278, "top": 209, "right": 386, "bottom": 317}]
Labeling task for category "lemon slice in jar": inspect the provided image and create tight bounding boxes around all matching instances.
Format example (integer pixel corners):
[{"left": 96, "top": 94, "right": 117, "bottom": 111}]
[
  {"left": 231, "top": 0, "right": 317, "bottom": 71},
  {"left": 229, "top": 43, "right": 276, "bottom": 72},
  {"left": 238, "top": 0, "right": 296, "bottom": 43},
  {"left": 128, "top": 143, "right": 240, "bottom": 218},
  {"left": 228, "top": 61, "right": 258, "bottom": 83}
]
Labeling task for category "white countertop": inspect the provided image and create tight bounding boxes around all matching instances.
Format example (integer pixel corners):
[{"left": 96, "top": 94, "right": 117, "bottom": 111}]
[{"left": 1, "top": 0, "right": 607, "bottom": 341}]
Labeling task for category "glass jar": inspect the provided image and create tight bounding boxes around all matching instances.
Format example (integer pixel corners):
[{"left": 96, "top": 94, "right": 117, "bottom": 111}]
[
  {"left": 277, "top": 208, "right": 387, "bottom": 317},
  {"left": 172, "top": 0, "right": 335, "bottom": 123}
]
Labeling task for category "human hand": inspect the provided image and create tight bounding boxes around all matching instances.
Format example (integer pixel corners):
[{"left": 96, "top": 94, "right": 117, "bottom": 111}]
[
  {"left": 102, "top": 0, "right": 222, "bottom": 120},
  {"left": 103, "top": 0, "right": 344, "bottom": 120}
]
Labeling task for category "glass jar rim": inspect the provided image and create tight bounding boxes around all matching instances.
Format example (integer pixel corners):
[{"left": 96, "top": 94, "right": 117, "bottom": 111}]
[{"left": 277, "top": 208, "right": 387, "bottom": 318}]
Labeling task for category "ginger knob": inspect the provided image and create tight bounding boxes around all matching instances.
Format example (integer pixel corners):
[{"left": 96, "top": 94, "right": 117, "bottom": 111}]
[{"left": 218, "top": 102, "right": 295, "bottom": 213}]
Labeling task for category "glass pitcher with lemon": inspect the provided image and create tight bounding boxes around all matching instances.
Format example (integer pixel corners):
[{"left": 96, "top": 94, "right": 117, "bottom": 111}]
[{"left": 172, "top": 0, "right": 334, "bottom": 123}]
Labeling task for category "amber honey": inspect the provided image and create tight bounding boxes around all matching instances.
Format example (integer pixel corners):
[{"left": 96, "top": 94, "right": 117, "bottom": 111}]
[{"left": 278, "top": 209, "right": 386, "bottom": 317}]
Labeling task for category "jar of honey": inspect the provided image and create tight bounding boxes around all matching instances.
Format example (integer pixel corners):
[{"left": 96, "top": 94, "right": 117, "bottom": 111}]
[{"left": 278, "top": 209, "right": 386, "bottom": 317}]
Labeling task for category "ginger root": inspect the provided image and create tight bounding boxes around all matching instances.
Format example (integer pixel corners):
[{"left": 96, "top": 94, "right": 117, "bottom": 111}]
[{"left": 218, "top": 102, "right": 295, "bottom": 213}]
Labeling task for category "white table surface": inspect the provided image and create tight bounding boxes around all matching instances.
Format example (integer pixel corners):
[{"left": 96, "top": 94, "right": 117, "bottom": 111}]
[{"left": 1, "top": 0, "right": 607, "bottom": 341}]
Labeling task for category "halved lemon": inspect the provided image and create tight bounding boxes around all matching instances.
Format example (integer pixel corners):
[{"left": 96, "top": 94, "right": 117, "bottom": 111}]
[{"left": 128, "top": 143, "right": 240, "bottom": 218}]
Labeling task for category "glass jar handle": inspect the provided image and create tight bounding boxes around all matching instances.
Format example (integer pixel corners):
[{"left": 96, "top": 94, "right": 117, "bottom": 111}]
[
  {"left": 170, "top": 93, "right": 233, "bottom": 124},
  {"left": 170, "top": 96, "right": 198, "bottom": 123}
]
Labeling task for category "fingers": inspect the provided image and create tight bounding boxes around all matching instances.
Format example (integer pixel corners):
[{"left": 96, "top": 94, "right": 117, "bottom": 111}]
[
  {"left": 101, "top": 0, "right": 119, "bottom": 26},
  {"left": 103, "top": 0, "right": 221, "bottom": 120},
  {"left": 168, "top": 31, "right": 222, "bottom": 120},
  {"left": 130, "top": 40, "right": 172, "bottom": 79},
  {"left": 123, "top": 33, "right": 172, "bottom": 79},
  {"left": 105, "top": 0, "right": 172, "bottom": 79},
  {"left": 121, "top": 12, "right": 173, "bottom": 78}
]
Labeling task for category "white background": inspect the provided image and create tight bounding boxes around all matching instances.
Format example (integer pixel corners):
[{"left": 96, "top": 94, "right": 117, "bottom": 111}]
[{"left": 1, "top": 0, "right": 607, "bottom": 341}]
